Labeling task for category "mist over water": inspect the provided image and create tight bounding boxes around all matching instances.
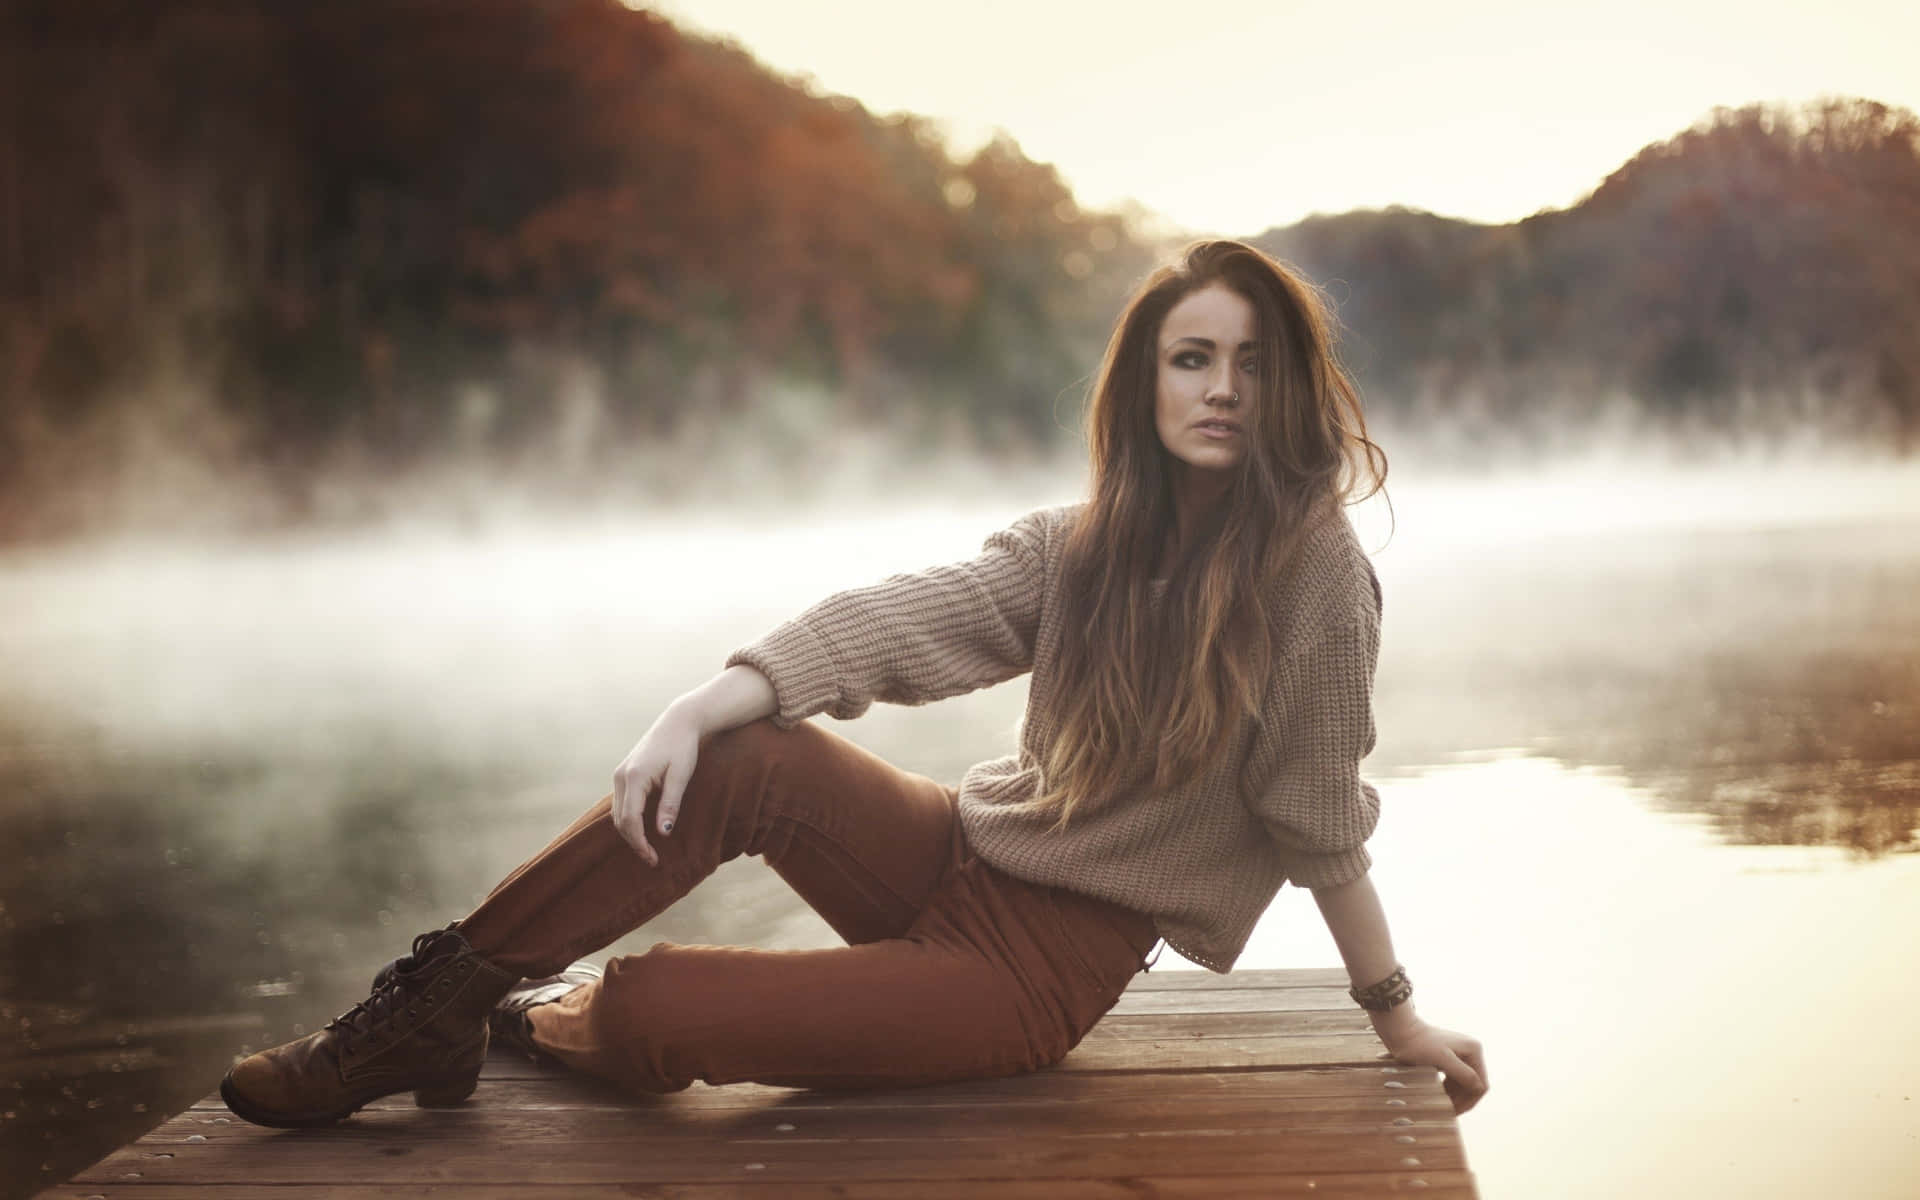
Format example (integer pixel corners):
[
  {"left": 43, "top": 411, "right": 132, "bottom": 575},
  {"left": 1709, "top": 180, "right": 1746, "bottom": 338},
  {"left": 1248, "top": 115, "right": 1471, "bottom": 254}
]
[{"left": 3, "top": 454, "right": 1917, "bottom": 1198}]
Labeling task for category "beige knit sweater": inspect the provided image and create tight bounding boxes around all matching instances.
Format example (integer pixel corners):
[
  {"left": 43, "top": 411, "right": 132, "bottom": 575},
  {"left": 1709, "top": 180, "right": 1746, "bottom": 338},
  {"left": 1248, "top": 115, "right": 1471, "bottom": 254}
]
[{"left": 723, "top": 501, "right": 1383, "bottom": 972}]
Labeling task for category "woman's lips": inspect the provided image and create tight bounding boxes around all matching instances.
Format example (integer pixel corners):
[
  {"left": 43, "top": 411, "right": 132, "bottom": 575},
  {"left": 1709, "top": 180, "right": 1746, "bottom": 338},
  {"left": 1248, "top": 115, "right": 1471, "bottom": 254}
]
[{"left": 1194, "top": 421, "right": 1241, "bottom": 438}]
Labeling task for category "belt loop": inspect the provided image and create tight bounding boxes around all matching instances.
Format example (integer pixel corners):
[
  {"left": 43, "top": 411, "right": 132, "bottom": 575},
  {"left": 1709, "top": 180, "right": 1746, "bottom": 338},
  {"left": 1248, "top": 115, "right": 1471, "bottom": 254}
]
[{"left": 1139, "top": 938, "right": 1165, "bottom": 973}]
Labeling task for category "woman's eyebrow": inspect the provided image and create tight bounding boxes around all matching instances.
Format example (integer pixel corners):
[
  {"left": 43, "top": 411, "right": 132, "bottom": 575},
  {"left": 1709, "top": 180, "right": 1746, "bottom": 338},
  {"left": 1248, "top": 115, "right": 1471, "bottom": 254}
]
[{"left": 1164, "top": 336, "right": 1258, "bottom": 350}]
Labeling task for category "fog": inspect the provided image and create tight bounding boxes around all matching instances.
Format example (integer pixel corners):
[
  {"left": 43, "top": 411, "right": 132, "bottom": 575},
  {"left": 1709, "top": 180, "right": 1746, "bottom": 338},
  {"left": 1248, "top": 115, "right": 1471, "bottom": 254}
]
[{"left": 10, "top": 450, "right": 1915, "bottom": 755}]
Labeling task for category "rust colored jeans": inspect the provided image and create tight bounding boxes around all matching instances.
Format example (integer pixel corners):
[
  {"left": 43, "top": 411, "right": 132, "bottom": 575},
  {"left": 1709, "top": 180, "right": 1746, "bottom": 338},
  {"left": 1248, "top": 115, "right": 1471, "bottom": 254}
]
[{"left": 454, "top": 717, "right": 1159, "bottom": 1094}]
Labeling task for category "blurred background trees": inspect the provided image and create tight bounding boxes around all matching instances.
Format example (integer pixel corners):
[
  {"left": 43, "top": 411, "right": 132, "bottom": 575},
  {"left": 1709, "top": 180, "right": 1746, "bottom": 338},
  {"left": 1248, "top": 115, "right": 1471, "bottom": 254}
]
[
  {"left": 2, "top": 0, "right": 1915, "bottom": 539},
  {"left": 0, "top": 0, "right": 1154, "bottom": 535},
  {"left": 1256, "top": 97, "right": 1920, "bottom": 458}
]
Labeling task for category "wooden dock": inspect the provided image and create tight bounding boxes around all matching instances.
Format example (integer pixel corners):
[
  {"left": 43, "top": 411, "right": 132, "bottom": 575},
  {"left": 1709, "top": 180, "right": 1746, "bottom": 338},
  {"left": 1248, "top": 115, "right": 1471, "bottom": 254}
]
[{"left": 44, "top": 967, "right": 1477, "bottom": 1198}]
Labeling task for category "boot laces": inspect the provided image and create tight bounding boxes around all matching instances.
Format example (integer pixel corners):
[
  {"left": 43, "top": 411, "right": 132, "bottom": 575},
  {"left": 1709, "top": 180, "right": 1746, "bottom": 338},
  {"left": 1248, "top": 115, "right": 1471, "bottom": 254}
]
[{"left": 325, "top": 927, "right": 458, "bottom": 1044}]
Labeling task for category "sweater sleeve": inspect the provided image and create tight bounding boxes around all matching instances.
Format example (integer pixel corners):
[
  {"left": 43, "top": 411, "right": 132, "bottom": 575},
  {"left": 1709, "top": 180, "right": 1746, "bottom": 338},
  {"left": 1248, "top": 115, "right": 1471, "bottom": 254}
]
[
  {"left": 723, "top": 508, "right": 1053, "bottom": 729},
  {"left": 1242, "top": 556, "right": 1384, "bottom": 890}
]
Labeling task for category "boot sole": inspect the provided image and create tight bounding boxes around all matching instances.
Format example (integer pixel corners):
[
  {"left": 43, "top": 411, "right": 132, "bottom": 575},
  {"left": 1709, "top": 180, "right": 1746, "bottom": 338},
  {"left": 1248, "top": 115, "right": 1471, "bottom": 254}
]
[{"left": 218, "top": 1067, "right": 479, "bottom": 1129}]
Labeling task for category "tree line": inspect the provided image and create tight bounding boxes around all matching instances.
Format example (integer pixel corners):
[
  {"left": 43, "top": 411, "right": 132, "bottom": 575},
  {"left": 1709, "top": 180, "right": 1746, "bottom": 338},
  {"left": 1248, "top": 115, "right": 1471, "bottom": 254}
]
[
  {"left": 2, "top": 0, "right": 1915, "bottom": 538},
  {"left": 0, "top": 0, "right": 1153, "bottom": 535},
  {"left": 1256, "top": 97, "right": 1920, "bottom": 458}
]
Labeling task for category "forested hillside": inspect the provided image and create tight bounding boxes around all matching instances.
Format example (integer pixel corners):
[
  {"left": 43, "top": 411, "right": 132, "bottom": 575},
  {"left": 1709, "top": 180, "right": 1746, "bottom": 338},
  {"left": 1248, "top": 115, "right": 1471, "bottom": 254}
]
[
  {"left": 1257, "top": 98, "right": 1920, "bottom": 455},
  {"left": 0, "top": 0, "right": 1152, "bottom": 536},
  {"left": 2, "top": 1, "right": 1915, "bottom": 538}
]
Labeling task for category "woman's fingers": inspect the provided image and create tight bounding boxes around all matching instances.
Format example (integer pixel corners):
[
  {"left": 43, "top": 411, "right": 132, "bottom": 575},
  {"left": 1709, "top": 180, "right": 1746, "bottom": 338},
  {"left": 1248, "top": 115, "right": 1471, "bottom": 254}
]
[
  {"left": 1443, "top": 1073, "right": 1479, "bottom": 1114},
  {"left": 1459, "top": 1039, "right": 1489, "bottom": 1089},
  {"left": 612, "top": 761, "right": 660, "bottom": 866},
  {"left": 1438, "top": 1047, "right": 1483, "bottom": 1096},
  {"left": 1436, "top": 1046, "right": 1487, "bottom": 1114},
  {"left": 620, "top": 802, "right": 657, "bottom": 866},
  {"left": 655, "top": 756, "right": 693, "bottom": 837},
  {"left": 1393, "top": 1026, "right": 1490, "bottom": 1114}
]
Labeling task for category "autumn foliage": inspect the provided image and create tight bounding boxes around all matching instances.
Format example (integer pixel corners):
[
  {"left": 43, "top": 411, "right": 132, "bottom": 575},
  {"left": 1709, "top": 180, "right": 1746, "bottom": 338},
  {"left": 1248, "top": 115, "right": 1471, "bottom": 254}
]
[
  {"left": 0, "top": 0, "right": 1150, "bottom": 535},
  {"left": 1, "top": 1, "right": 1916, "bottom": 539}
]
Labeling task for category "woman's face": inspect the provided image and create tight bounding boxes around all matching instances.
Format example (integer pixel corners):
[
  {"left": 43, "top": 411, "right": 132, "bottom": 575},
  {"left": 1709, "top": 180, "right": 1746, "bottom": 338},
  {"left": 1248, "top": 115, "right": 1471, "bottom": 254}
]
[{"left": 1154, "top": 281, "right": 1255, "bottom": 479}]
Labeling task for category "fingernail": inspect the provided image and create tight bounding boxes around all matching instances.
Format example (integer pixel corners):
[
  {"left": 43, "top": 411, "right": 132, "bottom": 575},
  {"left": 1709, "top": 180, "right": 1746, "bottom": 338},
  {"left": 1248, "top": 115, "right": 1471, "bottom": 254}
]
[{"left": 661, "top": 820, "right": 674, "bottom": 834}]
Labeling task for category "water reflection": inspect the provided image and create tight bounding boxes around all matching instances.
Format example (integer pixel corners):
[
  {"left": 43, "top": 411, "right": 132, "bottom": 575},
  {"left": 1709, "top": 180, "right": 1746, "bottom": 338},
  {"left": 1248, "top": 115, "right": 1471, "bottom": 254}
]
[
  {"left": 1231, "top": 755, "right": 1920, "bottom": 1200},
  {"left": 1367, "top": 510, "right": 1920, "bottom": 858}
]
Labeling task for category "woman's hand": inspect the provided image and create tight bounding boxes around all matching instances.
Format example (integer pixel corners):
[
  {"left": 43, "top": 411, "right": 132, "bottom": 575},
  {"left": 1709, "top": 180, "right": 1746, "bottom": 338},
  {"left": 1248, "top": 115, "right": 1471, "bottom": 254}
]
[
  {"left": 611, "top": 701, "right": 707, "bottom": 867},
  {"left": 1374, "top": 1013, "right": 1489, "bottom": 1114}
]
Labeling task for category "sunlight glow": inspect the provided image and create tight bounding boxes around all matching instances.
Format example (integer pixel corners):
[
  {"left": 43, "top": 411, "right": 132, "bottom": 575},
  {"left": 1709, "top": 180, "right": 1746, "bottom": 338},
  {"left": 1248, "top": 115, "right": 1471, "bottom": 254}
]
[{"left": 649, "top": 0, "right": 1920, "bottom": 232}]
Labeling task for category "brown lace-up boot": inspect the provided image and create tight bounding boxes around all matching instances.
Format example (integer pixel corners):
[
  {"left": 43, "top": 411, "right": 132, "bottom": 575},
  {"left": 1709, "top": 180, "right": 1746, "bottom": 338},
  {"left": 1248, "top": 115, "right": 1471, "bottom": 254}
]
[
  {"left": 220, "top": 924, "right": 518, "bottom": 1128},
  {"left": 368, "top": 955, "right": 602, "bottom": 1066}
]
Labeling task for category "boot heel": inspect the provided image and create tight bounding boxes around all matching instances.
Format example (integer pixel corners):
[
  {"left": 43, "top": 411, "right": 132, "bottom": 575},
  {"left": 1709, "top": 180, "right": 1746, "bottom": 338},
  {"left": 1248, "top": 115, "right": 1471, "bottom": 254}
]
[{"left": 413, "top": 1076, "right": 478, "bottom": 1107}]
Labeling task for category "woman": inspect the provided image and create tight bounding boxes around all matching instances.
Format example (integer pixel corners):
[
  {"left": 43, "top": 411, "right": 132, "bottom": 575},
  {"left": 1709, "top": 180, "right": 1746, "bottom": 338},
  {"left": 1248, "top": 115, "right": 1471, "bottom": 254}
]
[{"left": 220, "top": 239, "right": 1488, "bottom": 1127}]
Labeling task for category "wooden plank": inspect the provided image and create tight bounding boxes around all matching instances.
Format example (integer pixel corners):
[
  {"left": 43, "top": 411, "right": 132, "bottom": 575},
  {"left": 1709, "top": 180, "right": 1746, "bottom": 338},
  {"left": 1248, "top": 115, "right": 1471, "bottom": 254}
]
[
  {"left": 1108, "top": 985, "right": 1355, "bottom": 1014},
  {"left": 73, "top": 1129, "right": 1466, "bottom": 1186},
  {"left": 82, "top": 1069, "right": 1463, "bottom": 1188},
  {"left": 178, "top": 1082, "right": 1454, "bottom": 1126},
  {"left": 1126, "top": 967, "right": 1350, "bottom": 991},
  {"left": 459, "top": 1009, "right": 1377, "bottom": 1069},
  {"left": 185, "top": 1064, "right": 1449, "bottom": 1113},
  {"left": 1094, "top": 1010, "right": 1375, "bottom": 1037},
  {"left": 464, "top": 1030, "right": 1390, "bottom": 1079},
  {"left": 42, "top": 1171, "right": 1479, "bottom": 1198},
  {"left": 137, "top": 1100, "right": 1462, "bottom": 1145},
  {"left": 1061, "top": 1031, "right": 1389, "bottom": 1072},
  {"left": 191, "top": 1082, "right": 1447, "bottom": 1120},
  {"left": 460, "top": 1009, "right": 1386, "bottom": 1082}
]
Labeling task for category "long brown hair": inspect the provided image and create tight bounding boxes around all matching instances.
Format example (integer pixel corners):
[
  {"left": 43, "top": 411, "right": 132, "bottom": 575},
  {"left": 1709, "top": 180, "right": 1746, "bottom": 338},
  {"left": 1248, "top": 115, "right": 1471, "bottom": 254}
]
[{"left": 1031, "top": 239, "right": 1387, "bottom": 827}]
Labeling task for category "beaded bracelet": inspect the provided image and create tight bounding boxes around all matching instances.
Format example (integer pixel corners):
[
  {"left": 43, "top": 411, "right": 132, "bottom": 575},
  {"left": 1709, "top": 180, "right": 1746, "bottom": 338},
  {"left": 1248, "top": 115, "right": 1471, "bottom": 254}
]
[{"left": 1348, "top": 964, "right": 1413, "bottom": 1012}]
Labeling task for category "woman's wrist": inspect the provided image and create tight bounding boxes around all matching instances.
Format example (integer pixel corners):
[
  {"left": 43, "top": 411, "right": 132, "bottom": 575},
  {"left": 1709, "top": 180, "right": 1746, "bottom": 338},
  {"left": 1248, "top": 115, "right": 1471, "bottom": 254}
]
[
  {"left": 1349, "top": 962, "right": 1407, "bottom": 1005},
  {"left": 671, "top": 666, "right": 776, "bottom": 738},
  {"left": 1351, "top": 964, "right": 1422, "bottom": 1048},
  {"left": 1369, "top": 1001, "right": 1426, "bottom": 1048},
  {"left": 662, "top": 694, "right": 713, "bottom": 738}
]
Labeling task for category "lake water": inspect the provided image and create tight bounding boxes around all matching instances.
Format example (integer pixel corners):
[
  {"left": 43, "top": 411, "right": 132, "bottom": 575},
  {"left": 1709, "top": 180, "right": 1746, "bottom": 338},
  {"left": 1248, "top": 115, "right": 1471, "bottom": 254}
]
[{"left": 3, "top": 458, "right": 1917, "bottom": 1198}]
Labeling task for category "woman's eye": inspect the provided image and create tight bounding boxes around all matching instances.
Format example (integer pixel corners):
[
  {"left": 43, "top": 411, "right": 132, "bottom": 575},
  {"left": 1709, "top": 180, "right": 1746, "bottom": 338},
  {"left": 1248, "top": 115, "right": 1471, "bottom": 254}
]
[
  {"left": 1172, "top": 351, "right": 1207, "bottom": 368},
  {"left": 1239, "top": 358, "right": 1259, "bottom": 374}
]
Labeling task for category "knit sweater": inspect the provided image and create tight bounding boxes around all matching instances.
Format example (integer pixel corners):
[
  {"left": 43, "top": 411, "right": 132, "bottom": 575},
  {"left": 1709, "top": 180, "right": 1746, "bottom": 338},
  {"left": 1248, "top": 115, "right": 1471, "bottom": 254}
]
[{"left": 722, "top": 501, "right": 1383, "bottom": 972}]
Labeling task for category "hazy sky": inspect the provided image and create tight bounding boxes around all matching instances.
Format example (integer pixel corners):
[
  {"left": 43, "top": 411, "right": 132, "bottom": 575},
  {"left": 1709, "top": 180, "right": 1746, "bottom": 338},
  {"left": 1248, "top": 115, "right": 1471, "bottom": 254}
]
[{"left": 649, "top": 0, "right": 1920, "bottom": 234}]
